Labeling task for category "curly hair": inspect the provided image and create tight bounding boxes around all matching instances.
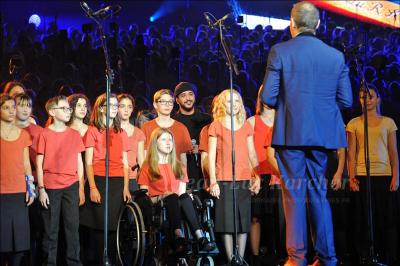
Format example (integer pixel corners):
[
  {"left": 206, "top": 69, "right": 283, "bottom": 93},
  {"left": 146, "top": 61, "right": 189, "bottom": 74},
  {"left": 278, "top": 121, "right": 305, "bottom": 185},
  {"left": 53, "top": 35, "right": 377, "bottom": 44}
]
[{"left": 212, "top": 89, "right": 246, "bottom": 125}]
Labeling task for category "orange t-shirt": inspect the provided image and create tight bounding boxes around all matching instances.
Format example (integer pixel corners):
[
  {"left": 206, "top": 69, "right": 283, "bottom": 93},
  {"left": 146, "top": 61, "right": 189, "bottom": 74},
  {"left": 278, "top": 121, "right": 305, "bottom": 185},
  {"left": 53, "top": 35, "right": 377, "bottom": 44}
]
[
  {"left": 37, "top": 127, "right": 85, "bottom": 189},
  {"left": 253, "top": 115, "right": 273, "bottom": 175},
  {"left": 0, "top": 130, "right": 32, "bottom": 194},
  {"left": 83, "top": 126, "right": 130, "bottom": 177},
  {"left": 199, "top": 124, "right": 210, "bottom": 153},
  {"left": 208, "top": 121, "right": 254, "bottom": 181},
  {"left": 127, "top": 127, "right": 146, "bottom": 179},
  {"left": 137, "top": 163, "right": 188, "bottom": 197},
  {"left": 141, "top": 119, "right": 192, "bottom": 156},
  {"left": 23, "top": 123, "right": 43, "bottom": 177}
]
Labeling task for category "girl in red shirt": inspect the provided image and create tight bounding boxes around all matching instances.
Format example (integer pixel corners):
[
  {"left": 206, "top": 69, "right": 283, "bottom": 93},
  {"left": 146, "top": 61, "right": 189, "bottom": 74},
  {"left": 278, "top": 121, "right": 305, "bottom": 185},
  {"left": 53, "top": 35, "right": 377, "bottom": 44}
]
[
  {"left": 208, "top": 89, "right": 260, "bottom": 263},
  {"left": 67, "top": 93, "right": 91, "bottom": 137},
  {"left": 0, "top": 94, "right": 34, "bottom": 266},
  {"left": 137, "top": 128, "right": 214, "bottom": 253},
  {"left": 80, "top": 93, "right": 130, "bottom": 265},
  {"left": 118, "top": 93, "right": 145, "bottom": 193}
]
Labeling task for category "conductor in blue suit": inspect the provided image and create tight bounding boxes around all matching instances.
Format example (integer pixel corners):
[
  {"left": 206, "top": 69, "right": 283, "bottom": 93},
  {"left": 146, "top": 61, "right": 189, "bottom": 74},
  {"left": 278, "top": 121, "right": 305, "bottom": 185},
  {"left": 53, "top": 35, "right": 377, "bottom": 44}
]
[{"left": 261, "top": 2, "right": 352, "bottom": 266}]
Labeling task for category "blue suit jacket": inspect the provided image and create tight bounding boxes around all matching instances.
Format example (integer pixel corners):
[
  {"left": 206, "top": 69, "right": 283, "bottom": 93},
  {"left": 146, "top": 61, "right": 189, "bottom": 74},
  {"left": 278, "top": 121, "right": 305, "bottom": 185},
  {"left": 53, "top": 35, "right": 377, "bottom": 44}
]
[{"left": 261, "top": 34, "right": 353, "bottom": 149}]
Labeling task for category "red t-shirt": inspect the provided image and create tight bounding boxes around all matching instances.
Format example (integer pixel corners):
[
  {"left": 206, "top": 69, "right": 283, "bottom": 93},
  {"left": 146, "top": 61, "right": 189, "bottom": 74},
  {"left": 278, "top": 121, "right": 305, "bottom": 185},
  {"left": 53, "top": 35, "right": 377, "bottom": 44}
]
[
  {"left": 208, "top": 121, "right": 254, "bottom": 181},
  {"left": 254, "top": 115, "right": 273, "bottom": 175},
  {"left": 137, "top": 163, "right": 188, "bottom": 197},
  {"left": 83, "top": 126, "right": 130, "bottom": 177},
  {"left": 199, "top": 124, "right": 210, "bottom": 153},
  {"left": 127, "top": 127, "right": 146, "bottom": 179},
  {"left": 0, "top": 130, "right": 32, "bottom": 194},
  {"left": 37, "top": 127, "right": 85, "bottom": 189},
  {"left": 23, "top": 123, "right": 43, "bottom": 178},
  {"left": 141, "top": 119, "right": 192, "bottom": 156}
]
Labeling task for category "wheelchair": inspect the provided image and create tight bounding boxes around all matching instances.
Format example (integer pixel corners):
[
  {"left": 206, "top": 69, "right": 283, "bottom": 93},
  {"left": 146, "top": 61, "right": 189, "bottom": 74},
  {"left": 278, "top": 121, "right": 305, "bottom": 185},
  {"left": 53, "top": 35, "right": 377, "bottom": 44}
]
[{"left": 117, "top": 189, "right": 218, "bottom": 266}]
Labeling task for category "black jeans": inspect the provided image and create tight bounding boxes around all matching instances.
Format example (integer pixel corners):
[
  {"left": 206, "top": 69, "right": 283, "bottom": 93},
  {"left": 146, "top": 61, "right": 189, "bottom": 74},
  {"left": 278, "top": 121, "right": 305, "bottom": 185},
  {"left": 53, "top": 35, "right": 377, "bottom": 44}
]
[{"left": 41, "top": 182, "right": 81, "bottom": 266}]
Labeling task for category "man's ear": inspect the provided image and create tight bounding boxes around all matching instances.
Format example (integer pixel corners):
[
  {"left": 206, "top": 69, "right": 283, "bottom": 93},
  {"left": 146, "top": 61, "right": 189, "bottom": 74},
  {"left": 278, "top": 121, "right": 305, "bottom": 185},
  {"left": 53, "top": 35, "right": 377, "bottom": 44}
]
[{"left": 290, "top": 17, "right": 297, "bottom": 28}]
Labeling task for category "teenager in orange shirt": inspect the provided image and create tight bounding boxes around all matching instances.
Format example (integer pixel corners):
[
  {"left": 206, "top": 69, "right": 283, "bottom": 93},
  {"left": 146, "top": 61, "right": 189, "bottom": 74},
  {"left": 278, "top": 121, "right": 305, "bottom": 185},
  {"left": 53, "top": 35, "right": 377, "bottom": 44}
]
[
  {"left": 118, "top": 93, "right": 145, "bottom": 193},
  {"left": 80, "top": 93, "right": 131, "bottom": 265},
  {"left": 36, "top": 95, "right": 85, "bottom": 265},
  {"left": 0, "top": 93, "right": 34, "bottom": 266},
  {"left": 14, "top": 92, "right": 44, "bottom": 265},
  {"left": 208, "top": 89, "right": 260, "bottom": 263},
  {"left": 247, "top": 89, "right": 283, "bottom": 265},
  {"left": 137, "top": 128, "right": 214, "bottom": 254},
  {"left": 67, "top": 93, "right": 91, "bottom": 137},
  {"left": 141, "top": 89, "right": 192, "bottom": 169}
]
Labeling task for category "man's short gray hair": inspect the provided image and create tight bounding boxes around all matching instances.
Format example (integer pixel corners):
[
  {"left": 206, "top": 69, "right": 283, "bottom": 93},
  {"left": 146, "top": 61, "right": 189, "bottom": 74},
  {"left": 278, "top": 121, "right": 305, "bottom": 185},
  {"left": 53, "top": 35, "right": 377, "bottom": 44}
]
[{"left": 291, "top": 1, "right": 320, "bottom": 34}]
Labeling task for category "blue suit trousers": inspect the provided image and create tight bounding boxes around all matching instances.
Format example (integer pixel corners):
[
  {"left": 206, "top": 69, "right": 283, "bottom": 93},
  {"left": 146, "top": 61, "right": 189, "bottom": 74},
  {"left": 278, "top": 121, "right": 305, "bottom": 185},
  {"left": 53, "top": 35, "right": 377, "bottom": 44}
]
[{"left": 275, "top": 148, "right": 337, "bottom": 266}]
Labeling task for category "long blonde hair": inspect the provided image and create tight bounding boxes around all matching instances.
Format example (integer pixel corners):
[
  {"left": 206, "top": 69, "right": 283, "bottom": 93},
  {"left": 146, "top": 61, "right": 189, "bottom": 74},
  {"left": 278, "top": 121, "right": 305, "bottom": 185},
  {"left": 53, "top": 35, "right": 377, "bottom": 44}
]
[
  {"left": 212, "top": 89, "right": 246, "bottom": 125},
  {"left": 144, "top": 128, "right": 184, "bottom": 181}
]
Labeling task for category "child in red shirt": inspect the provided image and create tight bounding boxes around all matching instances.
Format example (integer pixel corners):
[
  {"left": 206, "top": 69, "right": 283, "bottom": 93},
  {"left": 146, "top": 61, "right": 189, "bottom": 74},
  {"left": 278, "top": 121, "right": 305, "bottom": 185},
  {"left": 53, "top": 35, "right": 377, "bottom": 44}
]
[
  {"left": 137, "top": 128, "right": 214, "bottom": 254},
  {"left": 118, "top": 93, "right": 145, "bottom": 193},
  {"left": 80, "top": 93, "right": 130, "bottom": 265},
  {"left": 0, "top": 93, "right": 34, "bottom": 266},
  {"left": 208, "top": 89, "right": 260, "bottom": 263},
  {"left": 67, "top": 93, "right": 91, "bottom": 137},
  {"left": 36, "top": 95, "right": 85, "bottom": 265}
]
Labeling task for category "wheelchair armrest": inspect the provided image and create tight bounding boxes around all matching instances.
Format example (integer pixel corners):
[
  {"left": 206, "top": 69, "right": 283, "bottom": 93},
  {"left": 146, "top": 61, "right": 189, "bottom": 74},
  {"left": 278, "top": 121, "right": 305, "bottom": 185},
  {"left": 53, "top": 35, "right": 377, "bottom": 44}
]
[
  {"left": 204, "top": 198, "right": 214, "bottom": 208},
  {"left": 132, "top": 189, "right": 148, "bottom": 199}
]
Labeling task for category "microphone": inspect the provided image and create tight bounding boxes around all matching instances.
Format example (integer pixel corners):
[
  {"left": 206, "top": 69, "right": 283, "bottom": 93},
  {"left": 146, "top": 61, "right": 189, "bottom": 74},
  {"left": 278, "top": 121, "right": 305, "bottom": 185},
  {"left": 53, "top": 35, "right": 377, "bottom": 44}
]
[
  {"left": 204, "top": 13, "right": 215, "bottom": 29},
  {"left": 92, "top": 5, "right": 119, "bottom": 17},
  {"left": 191, "top": 139, "right": 198, "bottom": 163},
  {"left": 80, "top": 1, "right": 93, "bottom": 16}
]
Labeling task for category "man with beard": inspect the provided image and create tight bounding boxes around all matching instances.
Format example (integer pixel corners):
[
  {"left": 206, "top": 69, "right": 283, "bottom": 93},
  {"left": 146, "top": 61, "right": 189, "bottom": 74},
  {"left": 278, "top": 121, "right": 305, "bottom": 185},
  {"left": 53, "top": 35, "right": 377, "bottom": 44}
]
[{"left": 173, "top": 82, "right": 212, "bottom": 190}]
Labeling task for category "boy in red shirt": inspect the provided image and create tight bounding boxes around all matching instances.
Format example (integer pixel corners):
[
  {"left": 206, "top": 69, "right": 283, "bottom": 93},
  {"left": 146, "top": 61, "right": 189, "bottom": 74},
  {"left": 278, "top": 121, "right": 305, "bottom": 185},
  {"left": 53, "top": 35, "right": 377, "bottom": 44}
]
[{"left": 37, "top": 95, "right": 85, "bottom": 265}]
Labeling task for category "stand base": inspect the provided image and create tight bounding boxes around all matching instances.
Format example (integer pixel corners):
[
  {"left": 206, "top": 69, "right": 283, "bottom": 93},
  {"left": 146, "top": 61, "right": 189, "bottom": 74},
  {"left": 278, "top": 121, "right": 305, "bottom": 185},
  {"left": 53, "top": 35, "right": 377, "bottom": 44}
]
[
  {"left": 231, "top": 255, "right": 245, "bottom": 266},
  {"left": 104, "top": 257, "right": 113, "bottom": 266}
]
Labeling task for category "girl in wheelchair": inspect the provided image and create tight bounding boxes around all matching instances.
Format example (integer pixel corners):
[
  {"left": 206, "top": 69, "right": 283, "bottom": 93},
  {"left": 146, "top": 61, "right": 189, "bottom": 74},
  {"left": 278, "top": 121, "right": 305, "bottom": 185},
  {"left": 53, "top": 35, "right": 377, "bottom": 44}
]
[{"left": 137, "top": 127, "right": 214, "bottom": 255}]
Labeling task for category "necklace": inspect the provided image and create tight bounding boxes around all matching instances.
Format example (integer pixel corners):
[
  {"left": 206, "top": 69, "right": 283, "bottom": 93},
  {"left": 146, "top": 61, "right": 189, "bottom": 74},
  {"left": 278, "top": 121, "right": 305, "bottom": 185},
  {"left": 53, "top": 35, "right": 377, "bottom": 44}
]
[{"left": 1, "top": 125, "right": 15, "bottom": 140}]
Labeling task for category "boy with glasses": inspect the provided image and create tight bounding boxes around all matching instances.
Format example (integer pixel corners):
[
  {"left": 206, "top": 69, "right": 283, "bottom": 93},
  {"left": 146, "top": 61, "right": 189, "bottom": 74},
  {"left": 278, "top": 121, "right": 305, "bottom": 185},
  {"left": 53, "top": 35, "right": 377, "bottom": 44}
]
[
  {"left": 36, "top": 95, "right": 85, "bottom": 265},
  {"left": 141, "top": 89, "right": 192, "bottom": 169}
]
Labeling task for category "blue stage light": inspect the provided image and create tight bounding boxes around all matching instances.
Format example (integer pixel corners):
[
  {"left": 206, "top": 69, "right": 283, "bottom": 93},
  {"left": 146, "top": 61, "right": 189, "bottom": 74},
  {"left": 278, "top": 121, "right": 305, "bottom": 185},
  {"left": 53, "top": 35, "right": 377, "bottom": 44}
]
[
  {"left": 149, "top": 16, "right": 155, "bottom": 22},
  {"left": 28, "top": 14, "right": 41, "bottom": 28}
]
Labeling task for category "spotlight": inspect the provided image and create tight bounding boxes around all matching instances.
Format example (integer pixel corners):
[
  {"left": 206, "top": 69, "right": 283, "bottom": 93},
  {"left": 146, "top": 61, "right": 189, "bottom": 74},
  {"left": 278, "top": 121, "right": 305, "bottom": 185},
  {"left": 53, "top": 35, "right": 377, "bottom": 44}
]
[
  {"left": 28, "top": 14, "right": 41, "bottom": 28},
  {"left": 149, "top": 16, "right": 155, "bottom": 22}
]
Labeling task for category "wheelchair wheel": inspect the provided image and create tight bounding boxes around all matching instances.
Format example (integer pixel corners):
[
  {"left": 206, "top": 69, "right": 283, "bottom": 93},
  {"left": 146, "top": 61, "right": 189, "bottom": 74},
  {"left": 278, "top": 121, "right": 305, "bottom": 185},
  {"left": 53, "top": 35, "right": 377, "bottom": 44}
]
[
  {"left": 195, "top": 256, "right": 214, "bottom": 266},
  {"left": 117, "top": 201, "right": 146, "bottom": 266}
]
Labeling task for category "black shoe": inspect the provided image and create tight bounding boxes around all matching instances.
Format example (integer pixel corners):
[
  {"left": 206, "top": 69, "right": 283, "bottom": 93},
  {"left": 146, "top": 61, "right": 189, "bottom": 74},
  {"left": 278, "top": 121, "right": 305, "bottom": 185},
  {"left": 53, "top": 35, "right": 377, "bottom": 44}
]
[
  {"left": 198, "top": 237, "right": 215, "bottom": 252},
  {"left": 173, "top": 237, "right": 189, "bottom": 255}
]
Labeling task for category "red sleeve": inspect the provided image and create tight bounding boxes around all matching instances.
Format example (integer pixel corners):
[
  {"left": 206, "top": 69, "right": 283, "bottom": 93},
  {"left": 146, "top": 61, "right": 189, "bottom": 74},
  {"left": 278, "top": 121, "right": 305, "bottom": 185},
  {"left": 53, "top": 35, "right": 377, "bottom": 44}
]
[
  {"left": 74, "top": 131, "right": 85, "bottom": 153},
  {"left": 137, "top": 164, "right": 150, "bottom": 186},
  {"left": 83, "top": 126, "right": 96, "bottom": 148},
  {"left": 198, "top": 125, "right": 209, "bottom": 152},
  {"left": 21, "top": 130, "right": 32, "bottom": 147},
  {"left": 36, "top": 131, "right": 46, "bottom": 155},
  {"left": 121, "top": 130, "right": 130, "bottom": 152},
  {"left": 208, "top": 121, "right": 218, "bottom": 137},
  {"left": 135, "top": 127, "right": 146, "bottom": 142},
  {"left": 245, "top": 121, "right": 254, "bottom": 137}
]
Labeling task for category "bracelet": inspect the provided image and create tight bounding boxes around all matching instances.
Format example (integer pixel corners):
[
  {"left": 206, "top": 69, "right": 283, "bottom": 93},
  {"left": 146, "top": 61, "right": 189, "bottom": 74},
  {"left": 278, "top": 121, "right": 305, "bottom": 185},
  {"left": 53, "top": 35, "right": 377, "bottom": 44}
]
[
  {"left": 38, "top": 185, "right": 45, "bottom": 190},
  {"left": 89, "top": 186, "right": 97, "bottom": 190}
]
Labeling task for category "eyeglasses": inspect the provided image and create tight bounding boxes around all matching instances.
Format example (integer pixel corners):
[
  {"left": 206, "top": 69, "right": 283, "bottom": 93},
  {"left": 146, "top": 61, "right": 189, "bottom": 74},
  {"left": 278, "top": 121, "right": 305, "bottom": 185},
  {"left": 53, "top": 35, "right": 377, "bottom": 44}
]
[
  {"left": 102, "top": 104, "right": 119, "bottom": 109},
  {"left": 52, "top": 107, "right": 73, "bottom": 113},
  {"left": 156, "top": 100, "right": 174, "bottom": 106}
]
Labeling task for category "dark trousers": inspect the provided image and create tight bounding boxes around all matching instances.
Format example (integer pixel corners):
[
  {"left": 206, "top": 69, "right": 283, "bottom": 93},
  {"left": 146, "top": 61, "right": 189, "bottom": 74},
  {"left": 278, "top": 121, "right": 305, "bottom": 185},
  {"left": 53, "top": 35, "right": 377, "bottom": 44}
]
[
  {"left": 164, "top": 193, "right": 202, "bottom": 233},
  {"left": 41, "top": 182, "right": 81, "bottom": 266},
  {"left": 275, "top": 148, "right": 337, "bottom": 266}
]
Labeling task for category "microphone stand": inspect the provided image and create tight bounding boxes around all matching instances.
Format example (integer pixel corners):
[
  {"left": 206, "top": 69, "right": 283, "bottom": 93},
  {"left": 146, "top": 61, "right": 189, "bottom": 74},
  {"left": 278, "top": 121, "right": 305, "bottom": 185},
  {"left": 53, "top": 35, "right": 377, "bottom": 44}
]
[
  {"left": 80, "top": 3, "right": 114, "bottom": 265},
  {"left": 347, "top": 26, "right": 386, "bottom": 266},
  {"left": 211, "top": 14, "right": 244, "bottom": 266}
]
